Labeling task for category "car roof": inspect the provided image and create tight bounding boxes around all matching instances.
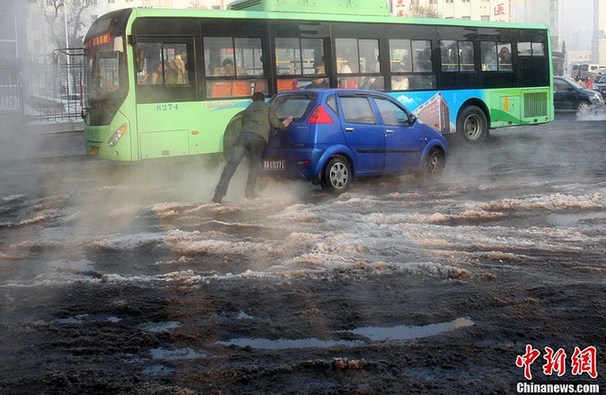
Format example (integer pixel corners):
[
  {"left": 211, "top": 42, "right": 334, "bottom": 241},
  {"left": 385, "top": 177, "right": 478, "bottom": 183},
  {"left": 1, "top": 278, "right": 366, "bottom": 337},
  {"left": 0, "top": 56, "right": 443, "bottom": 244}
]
[
  {"left": 275, "top": 88, "right": 392, "bottom": 97},
  {"left": 554, "top": 76, "right": 578, "bottom": 84}
]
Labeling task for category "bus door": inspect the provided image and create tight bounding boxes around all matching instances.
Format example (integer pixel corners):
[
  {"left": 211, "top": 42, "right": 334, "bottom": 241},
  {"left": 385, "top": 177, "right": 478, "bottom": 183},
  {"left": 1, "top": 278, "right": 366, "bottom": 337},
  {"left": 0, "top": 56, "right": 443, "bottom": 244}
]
[{"left": 133, "top": 37, "right": 197, "bottom": 159}]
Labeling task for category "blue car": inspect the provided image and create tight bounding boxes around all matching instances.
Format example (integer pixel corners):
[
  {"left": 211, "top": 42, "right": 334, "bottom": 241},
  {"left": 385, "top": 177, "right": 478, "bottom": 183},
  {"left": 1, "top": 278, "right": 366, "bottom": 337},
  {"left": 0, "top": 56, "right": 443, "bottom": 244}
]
[{"left": 262, "top": 89, "right": 448, "bottom": 194}]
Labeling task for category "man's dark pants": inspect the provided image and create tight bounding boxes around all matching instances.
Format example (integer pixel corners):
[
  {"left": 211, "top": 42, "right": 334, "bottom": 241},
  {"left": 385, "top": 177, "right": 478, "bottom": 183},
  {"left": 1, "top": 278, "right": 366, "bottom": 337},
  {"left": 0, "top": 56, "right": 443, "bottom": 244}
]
[{"left": 213, "top": 131, "right": 266, "bottom": 201}]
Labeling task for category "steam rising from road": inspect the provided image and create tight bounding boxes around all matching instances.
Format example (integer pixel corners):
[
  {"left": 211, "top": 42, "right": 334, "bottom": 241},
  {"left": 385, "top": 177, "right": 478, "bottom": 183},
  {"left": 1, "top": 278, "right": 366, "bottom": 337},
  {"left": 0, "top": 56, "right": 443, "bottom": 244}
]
[{"left": 0, "top": 116, "right": 605, "bottom": 289}]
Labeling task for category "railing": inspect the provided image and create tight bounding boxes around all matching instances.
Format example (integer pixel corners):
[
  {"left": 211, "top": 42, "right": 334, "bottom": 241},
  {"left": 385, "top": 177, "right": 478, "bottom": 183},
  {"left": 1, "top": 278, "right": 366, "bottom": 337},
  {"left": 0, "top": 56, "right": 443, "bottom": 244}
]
[{"left": 0, "top": 50, "right": 85, "bottom": 124}]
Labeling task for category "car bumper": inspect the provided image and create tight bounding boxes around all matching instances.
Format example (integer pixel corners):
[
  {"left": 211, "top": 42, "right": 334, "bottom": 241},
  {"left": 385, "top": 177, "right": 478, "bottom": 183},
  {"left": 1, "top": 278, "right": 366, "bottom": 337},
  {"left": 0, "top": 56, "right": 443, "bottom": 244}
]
[{"left": 261, "top": 148, "right": 323, "bottom": 180}]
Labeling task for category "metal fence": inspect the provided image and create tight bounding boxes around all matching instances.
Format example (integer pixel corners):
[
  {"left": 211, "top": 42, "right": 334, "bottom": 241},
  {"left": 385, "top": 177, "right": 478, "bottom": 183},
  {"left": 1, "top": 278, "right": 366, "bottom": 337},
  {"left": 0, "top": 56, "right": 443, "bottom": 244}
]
[{"left": 0, "top": 51, "right": 84, "bottom": 124}]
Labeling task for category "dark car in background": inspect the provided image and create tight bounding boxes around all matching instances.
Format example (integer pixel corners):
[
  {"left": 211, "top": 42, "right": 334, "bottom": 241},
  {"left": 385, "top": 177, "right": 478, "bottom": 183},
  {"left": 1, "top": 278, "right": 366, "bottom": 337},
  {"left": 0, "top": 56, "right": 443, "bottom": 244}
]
[
  {"left": 553, "top": 76, "right": 604, "bottom": 112},
  {"left": 263, "top": 89, "right": 448, "bottom": 194},
  {"left": 592, "top": 74, "right": 606, "bottom": 100}
]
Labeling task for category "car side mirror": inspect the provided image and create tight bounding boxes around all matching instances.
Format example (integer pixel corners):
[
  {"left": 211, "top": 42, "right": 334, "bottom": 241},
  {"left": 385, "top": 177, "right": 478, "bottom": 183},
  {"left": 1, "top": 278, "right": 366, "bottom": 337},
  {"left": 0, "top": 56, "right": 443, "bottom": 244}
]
[{"left": 408, "top": 113, "right": 418, "bottom": 125}]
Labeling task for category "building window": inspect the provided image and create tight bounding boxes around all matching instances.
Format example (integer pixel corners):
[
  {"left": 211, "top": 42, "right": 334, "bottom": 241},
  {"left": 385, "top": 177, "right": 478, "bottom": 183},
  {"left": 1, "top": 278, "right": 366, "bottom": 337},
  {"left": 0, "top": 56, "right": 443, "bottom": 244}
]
[{"left": 0, "top": 13, "right": 18, "bottom": 59}]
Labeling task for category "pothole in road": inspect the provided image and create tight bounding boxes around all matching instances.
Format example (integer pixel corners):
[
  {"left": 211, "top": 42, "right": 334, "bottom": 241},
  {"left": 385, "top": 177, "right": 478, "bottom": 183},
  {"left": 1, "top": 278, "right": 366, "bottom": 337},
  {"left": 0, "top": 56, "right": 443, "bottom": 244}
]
[{"left": 217, "top": 317, "right": 474, "bottom": 350}]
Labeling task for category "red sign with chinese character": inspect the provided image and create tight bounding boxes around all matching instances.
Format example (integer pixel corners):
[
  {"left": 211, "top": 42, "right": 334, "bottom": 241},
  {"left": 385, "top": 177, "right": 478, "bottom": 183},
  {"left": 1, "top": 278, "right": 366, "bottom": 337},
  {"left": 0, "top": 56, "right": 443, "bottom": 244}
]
[{"left": 84, "top": 33, "right": 111, "bottom": 49}]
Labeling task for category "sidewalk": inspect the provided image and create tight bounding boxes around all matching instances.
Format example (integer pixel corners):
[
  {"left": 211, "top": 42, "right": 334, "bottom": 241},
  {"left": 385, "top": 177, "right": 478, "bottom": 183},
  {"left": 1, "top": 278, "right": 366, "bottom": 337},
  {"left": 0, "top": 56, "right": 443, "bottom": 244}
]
[{"left": 0, "top": 119, "right": 85, "bottom": 162}]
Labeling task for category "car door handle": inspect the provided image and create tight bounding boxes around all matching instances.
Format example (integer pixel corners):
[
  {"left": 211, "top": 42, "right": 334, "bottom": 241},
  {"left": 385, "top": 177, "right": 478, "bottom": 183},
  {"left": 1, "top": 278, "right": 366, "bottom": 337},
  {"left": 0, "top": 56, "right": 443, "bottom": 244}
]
[
  {"left": 385, "top": 129, "right": 394, "bottom": 134},
  {"left": 345, "top": 127, "right": 354, "bottom": 132}
]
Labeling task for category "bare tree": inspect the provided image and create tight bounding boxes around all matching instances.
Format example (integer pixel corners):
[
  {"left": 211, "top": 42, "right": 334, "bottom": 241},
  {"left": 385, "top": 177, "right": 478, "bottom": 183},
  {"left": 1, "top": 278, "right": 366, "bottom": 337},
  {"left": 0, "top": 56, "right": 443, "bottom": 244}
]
[
  {"left": 409, "top": 5, "right": 442, "bottom": 18},
  {"left": 35, "top": 0, "right": 93, "bottom": 49}
]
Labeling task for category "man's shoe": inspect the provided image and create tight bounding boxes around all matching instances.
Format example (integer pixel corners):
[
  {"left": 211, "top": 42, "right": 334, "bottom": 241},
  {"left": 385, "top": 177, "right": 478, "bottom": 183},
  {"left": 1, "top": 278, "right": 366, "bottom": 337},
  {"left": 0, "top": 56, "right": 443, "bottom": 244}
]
[
  {"left": 245, "top": 192, "right": 258, "bottom": 200},
  {"left": 212, "top": 197, "right": 222, "bottom": 204}
]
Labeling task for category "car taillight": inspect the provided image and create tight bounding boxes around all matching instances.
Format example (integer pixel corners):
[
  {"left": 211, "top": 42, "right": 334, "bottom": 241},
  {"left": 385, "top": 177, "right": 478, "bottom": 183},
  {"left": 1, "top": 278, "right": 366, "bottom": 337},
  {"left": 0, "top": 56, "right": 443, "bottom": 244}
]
[{"left": 307, "top": 105, "right": 334, "bottom": 124}]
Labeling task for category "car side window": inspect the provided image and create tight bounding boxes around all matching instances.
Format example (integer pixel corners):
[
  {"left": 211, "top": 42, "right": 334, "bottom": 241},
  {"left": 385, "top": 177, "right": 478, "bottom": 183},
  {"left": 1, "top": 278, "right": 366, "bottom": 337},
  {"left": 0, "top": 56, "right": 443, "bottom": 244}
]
[
  {"left": 340, "top": 96, "right": 376, "bottom": 124},
  {"left": 326, "top": 94, "right": 338, "bottom": 114},
  {"left": 374, "top": 98, "right": 407, "bottom": 126},
  {"left": 554, "top": 80, "right": 568, "bottom": 92}
]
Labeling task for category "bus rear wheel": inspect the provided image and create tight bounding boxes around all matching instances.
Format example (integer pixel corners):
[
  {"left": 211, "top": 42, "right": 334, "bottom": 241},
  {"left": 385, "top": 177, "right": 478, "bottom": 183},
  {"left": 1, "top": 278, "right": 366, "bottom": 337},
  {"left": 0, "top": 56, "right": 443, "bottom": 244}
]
[{"left": 456, "top": 105, "right": 489, "bottom": 145}]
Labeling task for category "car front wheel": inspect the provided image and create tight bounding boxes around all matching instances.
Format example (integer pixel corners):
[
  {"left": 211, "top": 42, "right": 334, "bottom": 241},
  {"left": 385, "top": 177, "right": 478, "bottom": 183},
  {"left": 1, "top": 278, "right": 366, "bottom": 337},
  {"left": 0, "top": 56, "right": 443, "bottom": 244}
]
[
  {"left": 321, "top": 156, "right": 352, "bottom": 194},
  {"left": 424, "top": 148, "right": 446, "bottom": 177},
  {"left": 577, "top": 100, "right": 591, "bottom": 113}
]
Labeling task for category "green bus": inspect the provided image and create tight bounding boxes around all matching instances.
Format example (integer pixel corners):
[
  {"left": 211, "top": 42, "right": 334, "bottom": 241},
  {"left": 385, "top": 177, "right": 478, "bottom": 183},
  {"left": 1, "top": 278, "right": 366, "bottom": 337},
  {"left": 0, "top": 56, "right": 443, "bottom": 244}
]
[{"left": 82, "top": 0, "right": 553, "bottom": 161}]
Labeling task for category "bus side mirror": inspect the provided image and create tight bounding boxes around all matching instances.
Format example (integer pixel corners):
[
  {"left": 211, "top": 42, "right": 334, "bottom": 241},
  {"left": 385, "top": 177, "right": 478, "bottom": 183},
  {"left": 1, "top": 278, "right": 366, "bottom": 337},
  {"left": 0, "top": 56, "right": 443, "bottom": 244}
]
[{"left": 113, "top": 36, "right": 124, "bottom": 53}]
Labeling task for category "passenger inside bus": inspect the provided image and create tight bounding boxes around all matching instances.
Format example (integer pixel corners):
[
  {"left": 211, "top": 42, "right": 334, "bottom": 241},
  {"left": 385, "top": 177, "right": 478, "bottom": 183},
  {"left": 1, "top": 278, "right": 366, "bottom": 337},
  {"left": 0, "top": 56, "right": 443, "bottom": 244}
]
[
  {"left": 391, "top": 67, "right": 409, "bottom": 90},
  {"left": 304, "top": 64, "right": 328, "bottom": 89},
  {"left": 498, "top": 46, "right": 512, "bottom": 70},
  {"left": 220, "top": 58, "right": 235, "bottom": 75},
  {"left": 338, "top": 58, "right": 357, "bottom": 89},
  {"left": 218, "top": 58, "right": 248, "bottom": 76},
  {"left": 142, "top": 61, "right": 165, "bottom": 84}
]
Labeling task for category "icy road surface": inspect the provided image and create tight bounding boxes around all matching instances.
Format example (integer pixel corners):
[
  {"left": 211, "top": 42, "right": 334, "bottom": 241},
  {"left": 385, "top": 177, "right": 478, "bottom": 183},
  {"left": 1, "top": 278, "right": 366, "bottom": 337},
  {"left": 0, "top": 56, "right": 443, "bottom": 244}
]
[{"left": 0, "top": 114, "right": 605, "bottom": 394}]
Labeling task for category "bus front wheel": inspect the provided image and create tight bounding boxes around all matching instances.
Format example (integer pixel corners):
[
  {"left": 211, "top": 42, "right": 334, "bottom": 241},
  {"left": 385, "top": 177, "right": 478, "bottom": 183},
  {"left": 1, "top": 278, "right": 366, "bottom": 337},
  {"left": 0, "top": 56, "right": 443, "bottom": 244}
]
[{"left": 456, "top": 105, "right": 489, "bottom": 145}]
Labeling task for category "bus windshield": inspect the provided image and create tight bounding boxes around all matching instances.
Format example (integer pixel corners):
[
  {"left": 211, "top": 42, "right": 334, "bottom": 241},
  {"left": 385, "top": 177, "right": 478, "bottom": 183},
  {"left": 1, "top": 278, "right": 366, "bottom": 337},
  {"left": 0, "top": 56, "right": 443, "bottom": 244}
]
[{"left": 86, "top": 48, "right": 124, "bottom": 100}]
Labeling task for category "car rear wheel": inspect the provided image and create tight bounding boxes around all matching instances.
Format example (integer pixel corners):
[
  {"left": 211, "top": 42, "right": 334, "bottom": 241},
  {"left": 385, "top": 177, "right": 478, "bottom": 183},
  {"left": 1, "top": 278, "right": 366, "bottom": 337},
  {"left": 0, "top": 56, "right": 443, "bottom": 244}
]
[
  {"left": 321, "top": 156, "right": 351, "bottom": 194},
  {"left": 577, "top": 100, "right": 591, "bottom": 113},
  {"left": 456, "top": 105, "right": 489, "bottom": 145}
]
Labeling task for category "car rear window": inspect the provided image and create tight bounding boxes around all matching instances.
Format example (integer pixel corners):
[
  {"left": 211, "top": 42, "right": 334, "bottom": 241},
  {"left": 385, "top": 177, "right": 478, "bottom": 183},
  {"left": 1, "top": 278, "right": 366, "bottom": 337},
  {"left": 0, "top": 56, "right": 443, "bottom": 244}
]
[{"left": 272, "top": 94, "right": 317, "bottom": 121}]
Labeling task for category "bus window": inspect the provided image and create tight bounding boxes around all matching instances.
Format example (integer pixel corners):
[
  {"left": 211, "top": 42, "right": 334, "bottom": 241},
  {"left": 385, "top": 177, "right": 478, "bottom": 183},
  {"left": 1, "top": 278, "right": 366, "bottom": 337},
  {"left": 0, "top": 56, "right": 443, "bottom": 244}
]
[
  {"left": 389, "top": 39, "right": 413, "bottom": 72},
  {"left": 517, "top": 41, "right": 544, "bottom": 57},
  {"left": 440, "top": 40, "right": 458, "bottom": 72},
  {"left": 274, "top": 38, "right": 324, "bottom": 76},
  {"left": 137, "top": 42, "right": 189, "bottom": 86},
  {"left": 236, "top": 38, "right": 263, "bottom": 76},
  {"left": 440, "top": 40, "right": 474, "bottom": 72},
  {"left": 481, "top": 41, "right": 497, "bottom": 71},
  {"left": 335, "top": 38, "right": 381, "bottom": 89},
  {"left": 336, "top": 38, "right": 359, "bottom": 74},
  {"left": 459, "top": 41, "right": 474, "bottom": 71},
  {"left": 204, "top": 36, "right": 265, "bottom": 98},
  {"left": 275, "top": 38, "right": 302, "bottom": 75},
  {"left": 274, "top": 38, "right": 325, "bottom": 91},
  {"left": 517, "top": 42, "right": 532, "bottom": 56},
  {"left": 389, "top": 39, "right": 433, "bottom": 90},
  {"left": 412, "top": 40, "right": 432, "bottom": 72},
  {"left": 531, "top": 42, "right": 544, "bottom": 56}
]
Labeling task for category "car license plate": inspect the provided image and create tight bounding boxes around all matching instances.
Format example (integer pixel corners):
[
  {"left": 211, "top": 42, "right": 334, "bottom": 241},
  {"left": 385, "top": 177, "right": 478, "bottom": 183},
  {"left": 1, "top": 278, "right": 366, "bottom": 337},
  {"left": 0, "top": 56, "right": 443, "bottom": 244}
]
[{"left": 264, "top": 159, "right": 285, "bottom": 170}]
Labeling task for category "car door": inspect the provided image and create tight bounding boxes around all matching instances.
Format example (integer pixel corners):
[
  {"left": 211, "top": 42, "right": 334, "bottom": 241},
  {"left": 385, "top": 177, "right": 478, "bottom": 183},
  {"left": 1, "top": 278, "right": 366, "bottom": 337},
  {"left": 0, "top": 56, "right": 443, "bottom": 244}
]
[
  {"left": 338, "top": 95, "right": 385, "bottom": 174},
  {"left": 372, "top": 96, "right": 426, "bottom": 171},
  {"left": 553, "top": 78, "right": 576, "bottom": 110}
]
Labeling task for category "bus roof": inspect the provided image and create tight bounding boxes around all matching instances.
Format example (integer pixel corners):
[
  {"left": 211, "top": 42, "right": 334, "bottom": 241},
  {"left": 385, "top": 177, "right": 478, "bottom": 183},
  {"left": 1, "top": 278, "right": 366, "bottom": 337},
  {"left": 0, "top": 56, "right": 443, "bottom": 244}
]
[
  {"left": 119, "top": 7, "right": 549, "bottom": 32},
  {"left": 229, "top": 0, "right": 390, "bottom": 16}
]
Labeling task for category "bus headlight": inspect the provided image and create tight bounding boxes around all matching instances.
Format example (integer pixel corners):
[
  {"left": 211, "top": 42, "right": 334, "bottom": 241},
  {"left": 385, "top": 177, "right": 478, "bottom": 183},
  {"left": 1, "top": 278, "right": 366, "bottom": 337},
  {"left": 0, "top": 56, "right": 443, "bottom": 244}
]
[{"left": 107, "top": 124, "right": 128, "bottom": 147}]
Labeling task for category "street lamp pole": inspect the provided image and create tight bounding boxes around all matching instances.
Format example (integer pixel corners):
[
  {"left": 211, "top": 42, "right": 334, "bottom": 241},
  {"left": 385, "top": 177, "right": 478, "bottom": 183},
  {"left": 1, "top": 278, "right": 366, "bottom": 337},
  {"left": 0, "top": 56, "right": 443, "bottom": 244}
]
[{"left": 63, "top": 1, "right": 71, "bottom": 95}]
